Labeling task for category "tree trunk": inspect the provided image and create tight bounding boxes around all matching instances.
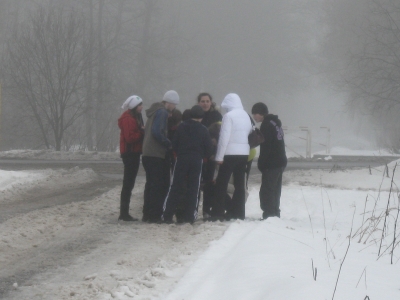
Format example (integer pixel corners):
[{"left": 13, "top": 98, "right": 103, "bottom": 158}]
[{"left": 84, "top": 0, "right": 94, "bottom": 151}]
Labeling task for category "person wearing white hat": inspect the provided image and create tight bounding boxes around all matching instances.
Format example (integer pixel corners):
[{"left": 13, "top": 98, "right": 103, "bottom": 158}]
[
  {"left": 118, "top": 95, "right": 144, "bottom": 221},
  {"left": 141, "top": 90, "right": 180, "bottom": 223}
]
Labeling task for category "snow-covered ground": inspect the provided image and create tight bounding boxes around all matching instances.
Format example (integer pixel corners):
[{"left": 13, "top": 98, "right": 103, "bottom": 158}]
[
  {"left": 1, "top": 151, "right": 400, "bottom": 299},
  {"left": 314, "top": 146, "right": 400, "bottom": 157},
  {"left": 0, "top": 149, "right": 120, "bottom": 161}
]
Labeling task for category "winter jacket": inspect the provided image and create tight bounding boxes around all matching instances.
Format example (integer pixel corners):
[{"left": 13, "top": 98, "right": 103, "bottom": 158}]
[
  {"left": 258, "top": 114, "right": 287, "bottom": 170},
  {"left": 201, "top": 108, "right": 222, "bottom": 128},
  {"left": 118, "top": 110, "right": 144, "bottom": 155},
  {"left": 142, "top": 102, "right": 171, "bottom": 159},
  {"left": 172, "top": 119, "right": 213, "bottom": 159},
  {"left": 215, "top": 94, "right": 252, "bottom": 162}
]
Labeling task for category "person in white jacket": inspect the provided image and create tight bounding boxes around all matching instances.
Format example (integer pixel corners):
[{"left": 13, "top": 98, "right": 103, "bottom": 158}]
[{"left": 209, "top": 93, "right": 252, "bottom": 221}]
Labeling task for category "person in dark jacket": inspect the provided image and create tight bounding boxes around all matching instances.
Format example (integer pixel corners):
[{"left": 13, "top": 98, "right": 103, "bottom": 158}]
[
  {"left": 118, "top": 95, "right": 145, "bottom": 221},
  {"left": 197, "top": 93, "right": 223, "bottom": 213},
  {"left": 162, "top": 105, "right": 213, "bottom": 224},
  {"left": 167, "top": 108, "right": 186, "bottom": 222},
  {"left": 197, "top": 92, "right": 222, "bottom": 128},
  {"left": 252, "top": 102, "right": 287, "bottom": 220},
  {"left": 202, "top": 121, "right": 221, "bottom": 218},
  {"left": 142, "top": 90, "right": 180, "bottom": 223}
]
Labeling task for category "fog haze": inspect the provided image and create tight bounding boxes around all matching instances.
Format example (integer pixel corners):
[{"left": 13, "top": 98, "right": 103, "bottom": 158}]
[{"left": 2, "top": 0, "right": 396, "bottom": 152}]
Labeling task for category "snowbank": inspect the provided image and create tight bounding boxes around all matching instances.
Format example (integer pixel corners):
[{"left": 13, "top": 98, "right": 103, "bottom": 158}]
[
  {"left": 163, "top": 162, "right": 400, "bottom": 300},
  {"left": 0, "top": 149, "right": 120, "bottom": 161}
]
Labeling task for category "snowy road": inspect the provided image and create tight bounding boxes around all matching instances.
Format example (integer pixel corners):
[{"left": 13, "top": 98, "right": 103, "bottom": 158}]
[
  {"left": 0, "top": 167, "right": 229, "bottom": 300},
  {"left": 0, "top": 176, "right": 120, "bottom": 224}
]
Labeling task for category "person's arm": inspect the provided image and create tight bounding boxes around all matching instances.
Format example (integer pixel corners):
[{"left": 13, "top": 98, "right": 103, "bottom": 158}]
[
  {"left": 151, "top": 109, "right": 171, "bottom": 148},
  {"left": 121, "top": 117, "right": 142, "bottom": 144},
  {"left": 215, "top": 114, "right": 232, "bottom": 163}
]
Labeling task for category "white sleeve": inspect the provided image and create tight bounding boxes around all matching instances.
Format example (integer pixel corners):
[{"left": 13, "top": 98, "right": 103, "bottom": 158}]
[{"left": 215, "top": 114, "right": 232, "bottom": 161}]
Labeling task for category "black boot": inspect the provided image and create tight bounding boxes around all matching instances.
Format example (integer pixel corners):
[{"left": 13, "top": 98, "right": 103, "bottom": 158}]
[
  {"left": 119, "top": 195, "right": 137, "bottom": 221},
  {"left": 118, "top": 214, "right": 138, "bottom": 222}
]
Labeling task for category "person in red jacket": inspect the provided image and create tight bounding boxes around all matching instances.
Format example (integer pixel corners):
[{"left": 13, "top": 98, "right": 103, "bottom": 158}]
[{"left": 118, "top": 95, "right": 145, "bottom": 221}]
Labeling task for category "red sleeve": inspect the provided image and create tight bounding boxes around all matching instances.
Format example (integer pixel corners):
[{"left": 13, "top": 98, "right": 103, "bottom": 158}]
[{"left": 121, "top": 116, "right": 142, "bottom": 144}]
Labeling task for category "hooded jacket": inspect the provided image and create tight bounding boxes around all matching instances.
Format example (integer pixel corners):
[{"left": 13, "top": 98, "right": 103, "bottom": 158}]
[
  {"left": 215, "top": 93, "right": 252, "bottom": 161},
  {"left": 258, "top": 114, "right": 287, "bottom": 170},
  {"left": 118, "top": 110, "right": 144, "bottom": 155},
  {"left": 172, "top": 119, "right": 213, "bottom": 159},
  {"left": 142, "top": 102, "right": 171, "bottom": 159}
]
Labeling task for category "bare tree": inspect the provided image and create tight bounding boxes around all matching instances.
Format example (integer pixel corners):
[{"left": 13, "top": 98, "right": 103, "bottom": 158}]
[
  {"left": 2, "top": 5, "right": 89, "bottom": 150},
  {"left": 321, "top": 0, "right": 400, "bottom": 151},
  {"left": 0, "top": 0, "right": 193, "bottom": 151},
  {"left": 345, "top": 2, "right": 400, "bottom": 115}
]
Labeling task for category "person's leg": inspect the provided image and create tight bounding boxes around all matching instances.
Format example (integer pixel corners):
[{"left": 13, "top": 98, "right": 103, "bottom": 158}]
[
  {"left": 184, "top": 157, "right": 203, "bottom": 223},
  {"left": 142, "top": 157, "right": 169, "bottom": 222},
  {"left": 202, "top": 160, "right": 215, "bottom": 217},
  {"left": 142, "top": 156, "right": 154, "bottom": 221},
  {"left": 162, "top": 157, "right": 187, "bottom": 222},
  {"left": 274, "top": 167, "right": 284, "bottom": 217},
  {"left": 230, "top": 156, "right": 248, "bottom": 220},
  {"left": 211, "top": 156, "right": 235, "bottom": 219},
  {"left": 202, "top": 181, "right": 214, "bottom": 217},
  {"left": 245, "top": 159, "right": 252, "bottom": 190},
  {"left": 175, "top": 174, "right": 188, "bottom": 223},
  {"left": 158, "top": 158, "right": 171, "bottom": 218},
  {"left": 146, "top": 157, "right": 171, "bottom": 222},
  {"left": 224, "top": 192, "right": 233, "bottom": 219},
  {"left": 260, "top": 168, "right": 281, "bottom": 219},
  {"left": 120, "top": 154, "right": 140, "bottom": 220}
]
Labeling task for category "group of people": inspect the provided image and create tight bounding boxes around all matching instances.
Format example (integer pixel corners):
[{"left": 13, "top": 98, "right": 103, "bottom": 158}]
[{"left": 117, "top": 90, "right": 287, "bottom": 224}]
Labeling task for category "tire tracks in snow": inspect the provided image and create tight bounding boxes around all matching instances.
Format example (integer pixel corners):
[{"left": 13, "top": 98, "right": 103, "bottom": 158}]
[
  {"left": 0, "top": 176, "right": 229, "bottom": 300},
  {"left": 0, "top": 170, "right": 122, "bottom": 299}
]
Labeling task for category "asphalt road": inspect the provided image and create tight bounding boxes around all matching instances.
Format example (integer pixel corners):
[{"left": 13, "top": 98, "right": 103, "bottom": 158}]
[{"left": 0, "top": 157, "right": 396, "bottom": 180}]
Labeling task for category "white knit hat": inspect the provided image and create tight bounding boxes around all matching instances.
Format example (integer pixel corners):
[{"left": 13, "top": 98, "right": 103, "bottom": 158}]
[
  {"left": 121, "top": 95, "right": 143, "bottom": 110},
  {"left": 162, "top": 90, "right": 180, "bottom": 105}
]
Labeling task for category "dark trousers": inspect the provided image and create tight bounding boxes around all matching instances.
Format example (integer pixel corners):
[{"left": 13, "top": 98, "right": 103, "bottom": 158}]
[
  {"left": 162, "top": 155, "right": 203, "bottom": 223},
  {"left": 120, "top": 153, "right": 141, "bottom": 217},
  {"left": 142, "top": 156, "right": 170, "bottom": 222},
  {"left": 260, "top": 167, "right": 284, "bottom": 218},
  {"left": 245, "top": 159, "right": 253, "bottom": 189},
  {"left": 212, "top": 155, "right": 248, "bottom": 219},
  {"left": 202, "top": 159, "right": 217, "bottom": 215}
]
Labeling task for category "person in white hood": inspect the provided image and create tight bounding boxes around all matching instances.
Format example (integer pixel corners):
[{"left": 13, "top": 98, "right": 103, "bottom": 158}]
[{"left": 209, "top": 93, "right": 252, "bottom": 221}]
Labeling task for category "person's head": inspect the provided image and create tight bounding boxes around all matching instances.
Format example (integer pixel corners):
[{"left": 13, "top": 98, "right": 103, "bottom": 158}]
[
  {"left": 182, "top": 109, "right": 192, "bottom": 121},
  {"left": 221, "top": 93, "right": 243, "bottom": 113},
  {"left": 251, "top": 102, "right": 268, "bottom": 123},
  {"left": 162, "top": 90, "right": 180, "bottom": 112},
  {"left": 134, "top": 103, "right": 143, "bottom": 114},
  {"left": 121, "top": 95, "right": 143, "bottom": 114},
  {"left": 197, "top": 92, "right": 213, "bottom": 112},
  {"left": 168, "top": 109, "right": 182, "bottom": 129},
  {"left": 190, "top": 105, "right": 204, "bottom": 121}
]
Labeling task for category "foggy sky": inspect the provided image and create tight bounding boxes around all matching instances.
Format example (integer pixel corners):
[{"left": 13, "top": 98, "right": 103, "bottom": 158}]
[
  {"left": 0, "top": 0, "right": 375, "bottom": 151},
  {"left": 166, "top": 0, "right": 351, "bottom": 144}
]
